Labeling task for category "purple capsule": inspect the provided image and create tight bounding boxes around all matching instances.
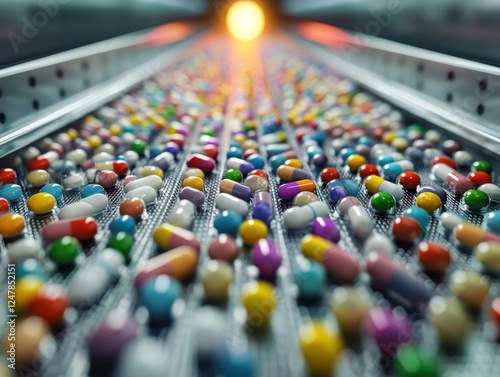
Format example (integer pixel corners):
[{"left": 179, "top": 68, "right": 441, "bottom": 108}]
[
  {"left": 226, "top": 158, "right": 255, "bottom": 176},
  {"left": 152, "top": 152, "right": 174, "bottom": 171},
  {"left": 311, "top": 217, "right": 340, "bottom": 243},
  {"left": 164, "top": 142, "right": 180, "bottom": 157},
  {"left": 179, "top": 187, "right": 205, "bottom": 208},
  {"left": 253, "top": 239, "right": 282, "bottom": 278},
  {"left": 365, "top": 308, "right": 413, "bottom": 354},
  {"left": 328, "top": 186, "right": 348, "bottom": 205},
  {"left": 253, "top": 191, "right": 273, "bottom": 225}
]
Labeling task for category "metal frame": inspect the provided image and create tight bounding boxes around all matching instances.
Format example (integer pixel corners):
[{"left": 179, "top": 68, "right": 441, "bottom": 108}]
[
  {"left": 0, "top": 25, "right": 205, "bottom": 158},
  {"left": 289, "top": 27, "right": 500, "bottom": 160}
]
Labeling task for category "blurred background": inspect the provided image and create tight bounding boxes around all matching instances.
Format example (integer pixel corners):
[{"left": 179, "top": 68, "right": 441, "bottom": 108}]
[{"left": 1, "top": 0, "right": 500, "bottom": 67}]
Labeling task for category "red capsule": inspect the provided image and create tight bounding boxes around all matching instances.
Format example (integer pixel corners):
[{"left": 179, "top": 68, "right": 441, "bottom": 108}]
[
  {"left": 187, "top": 153, "right": 216, "bottom": 173},
  {"left": 0, "top": 198, "right": 10, "bottom": 214},
  {"left": 431, "top": 156, "right": 457, "bottom": 169},
  {"left": 399, "top": 171, "right": 421, "bottom": 189},
  {"left": 247, "top": 169, "right": 268, "bottom": 180},
  {"left": 417, "top": 241, "right": 451, "bottom": 273},
  {"left": 320, "top": 167, "right": 340, "bottom": 185},
  {"left": 28, "top": 286, "right": 69, "bottom": 327},
  {"left": 164, "top": 134, "right": 185, "bottom": 148},
  {"left": 27, "top": 157, "right": 50, "bottom": 171},
  {"left": 467, "top": 171, "right": 492, "bottom": 187},
  {"left": 201, "top": 145, "right": 219, "bottom": 160},
  {"left": 0, "top": 168, "right": 16, "bottom": 184},
  {"left": 42, "top": 217, "right": 98, "bottom": 242},
  {"left": 359, "top": 164, "right": 379, "bottom": 179},
  {"left": 392, "top": 216, "right": 421, "bottom": 242}
]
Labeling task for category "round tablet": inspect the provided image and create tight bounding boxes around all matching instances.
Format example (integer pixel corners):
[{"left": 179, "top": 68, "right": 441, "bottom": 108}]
[
  {"left": 120, "top": 198, "right": 145, "bottom": 219},
  {"left": 27, "top": 193, "right": 56, "bottom": 215},
  {"left": 110, "top": 216, "right": 136, "bottom": 235},
  {"left": 416, "top": 192, "right": 442, "bottom": 213},
  {"left": 28, "top": 285, "right": 69, "bottom": 326},
  {"left": 475, "top": 241, "right": 500, "bottom": 271},
  {"left": 462, "top": 189, "right": 490, "bottom": 211},
  {"left": 0, "top": 213, "right": 25, "bottom": 237},
  {"left": 359, "top": 164, "right": 379, "bottom": 179},
  {"left": 239, "top": 219, "right": 268, "bottom": 246},
  {"left": 27, "top": 169, "right": 50, "bottom": 187},
  {"left": 450, "top": 270, "right": 489, "bottom": 309},
  {"left": 392, "top": 216, "right": 421, "bottom": 242},
  {"left": 108, "top": 232, "right": 134, "bottom": 260},
  {"left": 417, "top": 241, "right": 451, "bottom": 273},
  {"left": 138, "top": 275, "right": 181, "bottom": 323},
  {"left": 213, "top": 211, "right": 242, "bottom": 236},
  {"left": 293, "top": 192, "right": 318, "bottom": 206},
  {"left": 370, "top": 192, "right": 395, "bottom": 212},
  {"left": 243, "top": 175, "right": 268, "bottom": 193},
  {"left": 200, "top": 260, "right": 233, "bottom": 301},
  {"left": 320, "top": 167, "right": 340, "bottom": 185},
  {"left": 399, "top": 171, "right": 420, "bottom": 189},
  {"left": 224, "top": 169, "right": 243, "bottom": 182},
  {"left": 49, "top": 236, "right": 81, "bottom": 266},
  {"left": 293, "top": 259, "right": 326, "bottom": 299},
  {"left": 41, "top": 183, "right": 64, "bottom": 200}
]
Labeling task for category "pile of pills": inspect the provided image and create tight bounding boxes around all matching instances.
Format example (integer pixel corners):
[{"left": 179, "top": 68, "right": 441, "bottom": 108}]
[{"left": 1, "top": 38, "right": 500, "bottom": 377}]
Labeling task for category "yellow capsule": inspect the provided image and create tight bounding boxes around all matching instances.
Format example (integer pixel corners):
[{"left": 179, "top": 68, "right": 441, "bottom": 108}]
[
  {"left": 234, "top": 134, "right": 247, "bottom": 145},
  {"left": 242, "top": 140, "right": 258, "bottom": 151},
  {"left": 331, "top": 287, "right": 370, "bottom": 334},
  {"left": 364, "top": 175, "right": 384, "bottom": 194},
  {"left": 301, "top": 235, "right": 330, "bottom": 262},
  {"left": 182, "top": 177, "right": 204, "bottom": 191},
  {"left": 416, "top": 192, "right": 442, "bottom": 213},
  {"left": 241, "top": 280, "right": 276, "bottom": 327},
  {"left": 383, "top": 131, "right": 397, "bottom": 144},
  {"left": 66, "top": 128, "right": 78, "bottom": 140},
  {"left": 109, "top": 124, "right": 122, "bottom": 136},
  {"left": 346, "top": 154, "right": 366, "bottom": 171},
  {"left": 129, "top": 114, "right": 143, "bottom": 125},
  {"left": 27, "top": 193, "right": 56, "bottom": 215},
  {"left": 0, "top": 213, "right": 25, "bottom": 238},
  {"left": 86, "top": 135, "right": 102, "bottom": 149},
  {"left": 284, "top": 159, "right": 303, "bottom": 168},
  {"left": 13, "top": 276, "right": 44, "bottom": 312},
  {"left": 392, "top": 137, "right": 409, "bottom": 151},
  {"left": 239, "top": 219, "right": 268, "bottom": 246},
  {"left": 450, "top": 270, "right": 489, "bottom": 309},
  {"left": 299, "top": 321, "right": 344, "bottom": 376},
  {"left": 26, "top": 169, "right": 50, "bottom": 187},
  {"left": 476, "top": 241, "right": 500, "bottom": 271},
  {"left": 139, "top": 166, "right": 163, "bottom": 179},
  {"left": 428, "top": 296, "right": 470, "bottom": 345}
]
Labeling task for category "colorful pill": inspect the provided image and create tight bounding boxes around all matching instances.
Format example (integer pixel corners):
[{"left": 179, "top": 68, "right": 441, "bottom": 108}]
[
  {"left": 124, "top": 175, "right": 163, "bottom": 193},
  {"left": 366, "top": 252, "right": 430, "bottom": 310},
  {"left": 454, "top": 222, "right": 500, "bottom": 247},
  {"left": 365, "top": 307, "right": 412, "bottom": 353},
  {"left": 293, "top": 192, "right": 318, "bottom": 206},
  {"left": 220, "top": 179, "right": 252, "bottom": 201},
  {"left": 226, "top": 157, "right": 254, "bottom": 176},
  {"left": 7, "top": 238, "right": 43, "bottom": 263},
  {"left": 478, "top": 183, "right": 500, "bottom": 202},
  {"left": 58, "top": 194, "right": 108, "bottom": 219},
  {"left": 0, "top": 213, "right": 25, "bottom": 238},
  {"left": 208, "top": 234, "right": 239, "bottom": 263},
  {"left": 95, "top": 161, "right": 128, "bottom": 176},
  {"left": 179, "top": 187, "right": 205, "bottom": 208},
  {"left": 377, "top": 152, "right": 404, "bottom": 166},
  {"left": 26, "top": 169, "right": 50, "bottom": 187},
  {"left": 153, "top": 222, "right": 200, "bottom": 252},
  {"left": 311, "top": 217, "right": 340, "bottom": 243},
  {"left": 320, "top": 167, "right": 340, "bottom": 185},
  {"left": 278, "top": 179, "right": 315, "bottom": 201},
  {"left": 276, "top": 166, "right": 312, "bottom": 182},
  {"left": 383, "top": 160, "right": 414, "bottom": 181},
  {"left": 253, "top": 239, "right": 282, "bottom": 278},
  {"left": 364, "top": 175, "right": 403, "bottom": 201},
  {"left": 417, "top": 185, "right": 447, "bottom": 205},
  {"left": 283, "top": 202, "right": 330, "bottom": 230},
  {"left": 200, "top": 260, "right": 233, "bottom": 301},
  {"left": 167, "top": 200, "right": 196, "bottom": 229},
  {"left": 186, "top": 153, "right": 216, "bottom": 174},
  {"left": 215, "top": 193, "right": 249, "bottom": 218},
  {"left": 450, "top": 270, "right": 489, "bottom": 309},
  {"left": 42, "top": 217, "right": 98, "bottom": 242},
  {"left": 431, "top": 163, "right": 474, "bottom": 195},
  {"left": 125, "top": 187, "right": 156, "bottom": 204},
  {"left": 417, "top": 241, "right": 451, "bottom": 273},
  {"left": 427, "top": 296, "right": 470, "bottom": 346},
  {"left": 243, "top": 175, "right": 269, "bottom": 193},
  {"left": 398, "top": 171, "right": 421, "bottom": 189},
  {"left": 241, "top": 280, "right": 276, "bottom": 327},
  {"left": 240, "top": 219, "right": 268, "bottom": 246},
  {"left": 0, "top": 168, "right": 16, "bottom": 184},
  {"left": 331, "top": 287, "right": 370, "bottom": 334},
  {"left": 294, "top": 259, "right": 326, "bottom": 299},
  {"left": 183, "top": 176, "right": 204, "bottom": 191},
  {"left": 252, "top": 191, "right": 273, "bottom": 226},
  {"left": 27, "top": 193, "right": 56, "bottom": 215},
  {"left": 416, "top": 192, "right": 442, "bottom": 213}
]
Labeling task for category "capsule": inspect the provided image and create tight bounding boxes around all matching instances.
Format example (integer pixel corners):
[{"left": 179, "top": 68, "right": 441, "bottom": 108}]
[
  {"left": 167, "top": 200, "right": 196, "bottom": 229},
  {"left": 95, "top": 161, "right": 129, "bottom": 176},
  {"left": 454, "top": 222, "right": 500, "bottom": 247},
  {"left": 283, "top": 202, "right": 329, "bottom": 230},
  {"left": 215, "top": 193, "right": 249, "bottom": 218},
  {"left": 276, "top": 166, "right": 312, "bottom": 182},
  {"left": 179, "top": 187, "right": 205, "bottom": 208},
  {"left": 382, "top": 160, "right": 414, "bottom": 181},
  {"left": 125, "top": 187, "right": 157, "bottom": 204},
  {"left": 124, "top": 176, "right": 163, "bottom": 193},
  {"left": 366, "top": 252, "right": 431, "bottom": 310},
  {"left": 327, "top": 179, "right": 359, "bottom": 197},
  {"left": 152, "top": 151, "right": 175, "bottom": 171},
  {"left": 253, "top": 239, "right": 282, "bottom": 278},
  {"left": 67, "top": 248, "right": 125, "bottom": 306},
  {"left": 42, "top": 217, "right": 98, "bottom": 242},
  {"left": 301, "top": 235, "right": 360, "bottom": 284},
  {"left": 267, "top": 143, "right": 292, "bottom": 156},
  {"left": 431, "top": 163, "right": 474, "bottom": 195},
  {"left": 338, "top": 197, "right": 373, "bottom": 239},
  {"left": 58, "top": 194, "right": 108, "bottom": 219},
  {"left": 186, "top": 153, "right": 216, "bottom": 174},
  {"left": 278, "top": 179, "right": 315, "bottom": 201},
  {"left": 478, "top": 183, "right": 500, "bottom": 202},
  {"left": 377, "top": 152, "right": 404, "bottom": 166},
  {"left": 252, "top": 191, "right": 274, "bottom": 226},
  {"left": 269, "top": 151, "right": 296, "bottom": 172},
  {"left": 153, "top": 223, "right": 200, "bottom": 252},
  {"left": 219, "top": 179, "right": 252, "bottom": 201},
  {"left": 134, "top": 246, "right": 198, "bottom": 287},
  {"left": 226, "top": 157, "right": 254, "bottom": 176},
  {"left": 364, "top": 175, "right": 403, "bottom": 201}
]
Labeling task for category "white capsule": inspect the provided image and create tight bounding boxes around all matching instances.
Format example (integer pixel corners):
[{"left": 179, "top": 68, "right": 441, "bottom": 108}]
[
  {"left": 65, "top": 149, "right": 87, "bottom": 165},
  {"left": 363, "top": 233, "right": 394, "bottom": 256},
  {"left": 40, "top": 151, "right": 59, "bottom": 163},
  {"left": 124, "top": 176, "right": 163, "bottom": 193},
  {"left": 378, "top": 180, "right": 404, "bottom": 201},
  {"left": 439, "top": 212, "right": 465, "bottom": 232},
  {"left": 62, "top": 173, "right": 84, "bottom": 189},
  {"left": 95, "top": 144, "right": 115, "bottom": 155},
  {"left": 168, "top": 200, "right": 196, "bottom": 229},
  {"left": 424, "top": 148, "right": 443, "bottom": 162},
  {"left": 123, "top": 150, "right": 139, "bottom": 166},
  {"left": 87, "top": 168, "right": 98, "bottom": 183},
  {"left": 283, "top": 201, "right": 329, "bottom": 229},
  {"left": 453, "top": 151, "right": 473, "bottom": 167},
  {"left": 22, "top": 147, "right": 40, "bottom": 161},
  {"left": 55, "top": 133, "right": 71, "bottom": 148},
  {"left": 67, "top": 248, "right": 124, "bottom": 305},
  {"left": 7, "top": 238, "right": 43, "bottom": 263},
  {"left": 215, "top": 193, "right": 249, "bottom": 218},
  {"left": 425, "top": 130, "right": 441, "bottom": 143},
  {"left": 58, "top": 193, "right": 108, "bottom": 219},
  {"left": 115, "top": 338, "right": 168, "bottom": 377},
  {"left": 348, "top": 206, "right": 373, "bottom": 239},
  {"left": 92, "top": 152, "right": 114, "bottom": 163},
  {"left": 370, "top": 144, "right": 394, "bottom": 159},
  {"left": 125, "top": 187, "right": 156, "bottom": 204},
  {"left": 478, "top": 183, "right": 500, "bottom": 202}
]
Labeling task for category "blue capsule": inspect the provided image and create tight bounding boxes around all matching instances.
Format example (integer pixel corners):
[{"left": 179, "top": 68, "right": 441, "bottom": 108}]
[
  {"left": 110, "top": 215, "right": 136, "bottom": 235},
  {"left": 41, "top": 183, "right": 64, "bottom": 201},
  {"left": 252, "top": 191, "right": 273, "bottom": 226},
  {"left": 247, "top": 154, "right": 265, "bottom": 169},
  {"left": 405, "top": 147, "right": 424, "bottom": 165},
  {"left": 81, "top": 184, "right": 105, "bottom": 198},
  {"left": 139, "top": 275, "right": 181, "bottom": 323},
  {"left": 267, "top": 144, "right": 291, "bottom": 156},
  {"left": 340, "top": 147, "right": 357, "bottom": 161},
  {"left": 383, "top": 161, "right": 414, "bottom": 181},
  {"left": 306, "top": 146, "right": 323, "bottom": 160},
  {"left": 215, "top": 347, "right": 255, "bottom": 377},
  {"left": 485, "top": 211, "right": 500, "bottom": 235},
  {"left": 149, "top": 146, "right": 164, "bottom": 158},
  {"left": 327, "top": 179, "right": 359, "bottom": 197},
  {"left": 0, "top": 184, "right": 22, "bottom": 202},
  {"left": 227, "top": 146, "right": 243, "bottom": 159},
  {"left": 16, "top": 259, "right": 48, "bottom": 281},
  {"left": 404, "top": 206, "right": 430, "bottom": 230},
  {"left": 293, "top": 259, "right": 326, "bottom": 299},
  {"left": 214, "top": 210, "right": 242, "bottom": 236},
  {"left": 329, "top": 186, "right": 348, "bottom": 205}
]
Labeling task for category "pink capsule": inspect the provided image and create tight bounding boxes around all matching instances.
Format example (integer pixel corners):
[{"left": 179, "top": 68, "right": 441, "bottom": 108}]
[
  {"left": 42, "top": 217, "right": 98, "bottom": 242},
  {"left": 431, "top": 163, "right": 474, "bottom": 195},
  {"left": 96, "top": 170, "right": 118, "bottom": 188},
  {"left": 186, "top": 154, "right": 216, "bottom": 174}
]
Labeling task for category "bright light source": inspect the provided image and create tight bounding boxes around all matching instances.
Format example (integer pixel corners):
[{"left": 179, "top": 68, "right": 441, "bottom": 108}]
[{"left": 226, "top": 1, "right": 265, "bottom": 41}]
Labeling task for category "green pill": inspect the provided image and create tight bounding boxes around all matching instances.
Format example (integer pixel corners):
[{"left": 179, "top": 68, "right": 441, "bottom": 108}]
[
  {"left": 370, "top": 192, "right": 395, "bottom": 212},
  {"left": 394, "top": 346, "right": 441, "bottom": 377},
  {"left": 201, "top": 127, "right": 216, "bottom": 137},
  {"left": 224, "top": 169, "right": 243, "bottom": 182},
  {"left": 49, "top": 236, "right": 80, "bottom": 266},
  {"left": 107, "top": 232, "right": 134, "bottom": 259},
  {"left": 471, "top": 160, "right": 492, "bottom": 174},
  {"left": 463, "top": 189, "right": 490, "bottom": 210},
  {"left": 130, "top": 140, "right": 147, "bottom": 156}
]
